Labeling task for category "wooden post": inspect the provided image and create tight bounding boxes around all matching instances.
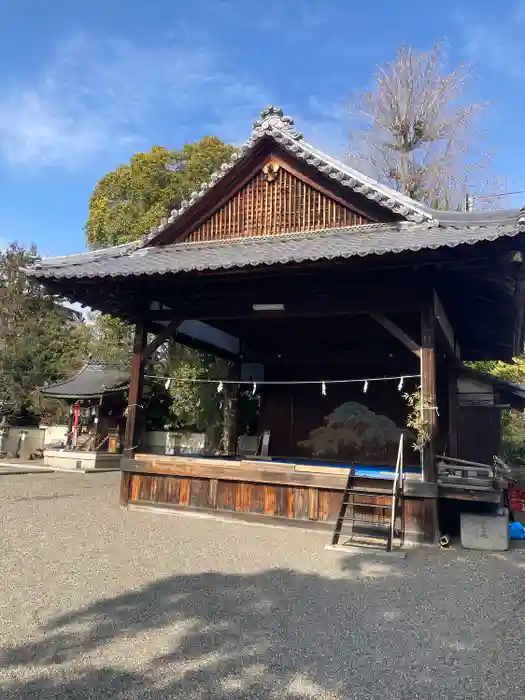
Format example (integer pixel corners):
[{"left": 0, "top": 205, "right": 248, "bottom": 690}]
[
  {"left": 121, "top": 324, "right": 146, "bottom": 508},
  {"left": 447, "top": 361, "right": 458, "bottom": 458},
  {"left": 222, "top": 362, "right": 240, "bottom": 456},
  {"left": 228, "top": 387, "right": 239, "bottom": 455},
  {"left": 123, "top": 324, "right": 147, "bottom": 459},
  {"left": 421, "top": 301, "right": 437, "bottom": 482}
]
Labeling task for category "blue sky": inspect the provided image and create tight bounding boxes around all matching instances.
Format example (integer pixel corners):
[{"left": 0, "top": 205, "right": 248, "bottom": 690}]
[{"left": 1, "top": 0, "right": 524, "bottom": 255}]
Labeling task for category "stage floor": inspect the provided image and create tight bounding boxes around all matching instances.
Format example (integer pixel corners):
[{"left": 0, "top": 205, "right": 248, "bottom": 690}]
[{"left": 167, "top": 453, "right": 422, "bottom": 481}]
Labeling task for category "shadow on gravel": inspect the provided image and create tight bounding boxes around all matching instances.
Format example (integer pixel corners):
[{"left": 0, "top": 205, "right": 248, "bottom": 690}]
[{"left": 1, "top": 551, "right": 524, "bottom": 699}]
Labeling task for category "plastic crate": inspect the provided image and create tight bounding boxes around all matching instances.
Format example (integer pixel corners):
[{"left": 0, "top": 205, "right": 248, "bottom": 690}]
[{"left": 509, "top": 484, "right": 525, "bottom": 512}]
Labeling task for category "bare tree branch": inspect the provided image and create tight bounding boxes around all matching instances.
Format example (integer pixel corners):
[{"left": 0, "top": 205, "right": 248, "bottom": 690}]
[{"left": 347, "top": 43, "right": 501, "bottom": 209}]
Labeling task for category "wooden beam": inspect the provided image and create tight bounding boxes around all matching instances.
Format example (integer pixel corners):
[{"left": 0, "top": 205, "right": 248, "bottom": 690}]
[
  {"left": 123, "top": 456, "right": 350, "bottom": 490},
  {"left": 145, "top": 276, "right": 420, "bottom": 306},
  {"left": 152, "top": 305, "right": 414, "bottom": 323},
  {"left": 513, "top": 261, "right": 525, "bottom": 356},
  {"left": 147, "top": 291, "right": 419, "bottom": 324},
  {"left": 433, "top": 290, "right": 458, "bottom": 357},
  {"left": 370, "top": 313, "right": 421, "bottom": 357},
  {"left": 421, "top": 301, "right": 437, "bottom": 482},
  {"left": 168, "top": 329, "right": 241, "bottom": 361},
  {"left": 447, "top": 360, "right": 458, "bottom": 458},
  {"left": 123, "top": 324, "right": 147, "bottom": 460},
  {"left": 141, "top": 319, "right": 180, "bottom": 360}
]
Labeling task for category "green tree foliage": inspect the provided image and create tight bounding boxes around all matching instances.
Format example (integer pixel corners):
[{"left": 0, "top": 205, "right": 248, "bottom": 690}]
[
  {"left": 85, "top": 134, "right": 237, "bottom": 433},
  {"left": 87, "top": 312, "right": 133, "bottom": 367},
  {"left": 0, "top": 240, "right": 234, "bottom": 435},
  {"left": 501, "top": 409, "right": 525, "bottom": 466},
  {"left": 85, "top": 137, "right": 235, "bottom": 247},
  {"left": 0, "top": 243, "right": 88, "bottom": 421},
  {"left": 163, "top": 345, "right": 227, "bottom": 434},
  {"left": 471, "top": 358, "right": 525, "bottom": 385}
]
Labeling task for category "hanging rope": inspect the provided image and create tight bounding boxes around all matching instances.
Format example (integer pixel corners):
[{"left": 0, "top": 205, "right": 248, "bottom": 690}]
[{"left": 146, "top": 373, "right": 419, "bottom": 387}]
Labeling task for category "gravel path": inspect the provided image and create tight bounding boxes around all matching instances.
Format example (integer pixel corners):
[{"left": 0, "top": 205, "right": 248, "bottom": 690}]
[{"left": 1, "top": 472, "right": 524, "bottom": 699}]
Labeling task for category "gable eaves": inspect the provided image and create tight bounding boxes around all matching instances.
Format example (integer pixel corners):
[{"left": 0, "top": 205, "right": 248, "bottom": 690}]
[{"left": 140, "top": 106, "right": 434, "bottom": 248}]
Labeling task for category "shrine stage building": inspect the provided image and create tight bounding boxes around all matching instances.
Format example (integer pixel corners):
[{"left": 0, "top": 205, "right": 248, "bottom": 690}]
[{"left": 24, "top": 107, "right": 525, "bottom": 546}]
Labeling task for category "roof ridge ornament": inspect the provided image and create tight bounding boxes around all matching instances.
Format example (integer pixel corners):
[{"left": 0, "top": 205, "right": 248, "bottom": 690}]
[{"left": 252, "top": 106, "right": 303, "bottom": 141}]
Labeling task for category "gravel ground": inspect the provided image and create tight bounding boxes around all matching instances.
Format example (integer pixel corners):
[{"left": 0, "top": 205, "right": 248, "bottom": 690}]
[{"left": 1, "top": 472, "right": 525, "bottom": 699}]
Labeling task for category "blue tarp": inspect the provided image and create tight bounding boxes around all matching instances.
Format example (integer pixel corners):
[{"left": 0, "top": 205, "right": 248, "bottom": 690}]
[{"left": 509, "top": 521, "right": 525, "bottom": 540}]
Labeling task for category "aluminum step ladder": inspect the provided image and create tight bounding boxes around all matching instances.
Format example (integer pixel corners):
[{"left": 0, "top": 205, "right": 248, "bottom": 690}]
[{"left": 331, "top": 435, "right": 404, "bottom": 551}]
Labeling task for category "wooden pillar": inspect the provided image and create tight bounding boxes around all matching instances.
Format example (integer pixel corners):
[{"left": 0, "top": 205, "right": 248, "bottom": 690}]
[
  {"left": 421, "top": 300, "right": 437, "bottom": 482},
  {"left": 222, "top": 362, "right": 240, "bottom": 456},
  {"left": 123, "top": 324, "right": 147, "bottom": 459},
  {"left": 447, "top": 361, "right": 458, "bottom": 458},
  {"left": 228, "top": 387, "right": 239, "bottom": 455},
  {"left": 121, "top": 324, "right": 146, "bottom": 507}
]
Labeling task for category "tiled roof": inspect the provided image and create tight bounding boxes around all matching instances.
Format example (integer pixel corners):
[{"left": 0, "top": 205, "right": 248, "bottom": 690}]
[
  {"left": 41, "top": 361, "right": 129, "bottom": 399},
  {"left": 27, "top": 217, "right": 525, "bottom": 281},
  {"left": 23, "top": 105, "right": 525, "bottom": 283}
]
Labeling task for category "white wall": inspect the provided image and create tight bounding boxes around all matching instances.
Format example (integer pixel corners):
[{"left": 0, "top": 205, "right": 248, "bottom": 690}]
[
  {"left": 0, "top": 424, "right": 68, "bottom": 458},
  {"left": 3, "top": 427, "right": 44, "bottom": 458},
  {"left": 143, "top": 430, "right": 206, "bottom": 455},
  {"left": 43, "top": 425, "right": 68, "bottom": 445},
  {"left": 458, "top": 378, "right": 495, "bottom": 406}
]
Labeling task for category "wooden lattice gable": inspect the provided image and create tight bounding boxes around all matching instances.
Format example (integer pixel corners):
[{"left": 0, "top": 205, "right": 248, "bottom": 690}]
[
  {"left": 183, "top": 156, "right": 370, "bottom": 243},
  {"left": 141, "top": 106, "right": 435, "bottom": 248}
]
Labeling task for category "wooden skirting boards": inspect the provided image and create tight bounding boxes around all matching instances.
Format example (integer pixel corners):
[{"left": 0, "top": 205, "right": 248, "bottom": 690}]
[{"left": 120, "top": 459, "right": 439, "bottom": 545}]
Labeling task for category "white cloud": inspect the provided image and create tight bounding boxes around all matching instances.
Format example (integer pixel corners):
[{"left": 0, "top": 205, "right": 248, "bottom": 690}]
[
  {"left": 515, "top": 0, "right": 525, "bottom": 21},
  {"left": 0, "top": 33, "right": 268, "bottom": 169},
  {"left": 461, "top": 26, "right": 525, "bottom": 81},
  {"left": 302, "top": 96, "right": 348, "bottom": 156},
  {"left": 453, "top": 7, "right": 525, "bottom": 82},
  {"left": 255, "top": 0, "right": 329, "bottom": 38},
  {"left": 0, "top": 30, "right": 350, "bottom": 171},
  {"left": 0, "top": 89, "right": 111, "bottom": 168}
]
